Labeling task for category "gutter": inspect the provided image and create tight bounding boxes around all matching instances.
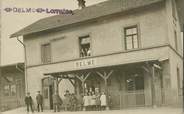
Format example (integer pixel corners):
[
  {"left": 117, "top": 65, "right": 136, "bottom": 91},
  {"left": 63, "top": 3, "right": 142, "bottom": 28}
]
[{"left": 17, "top": 37, "right": 28, "bottom": 93}]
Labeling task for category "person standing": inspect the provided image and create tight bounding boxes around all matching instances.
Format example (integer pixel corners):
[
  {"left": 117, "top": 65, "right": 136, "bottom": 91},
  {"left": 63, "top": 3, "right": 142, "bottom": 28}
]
[
  {"left": 100, "top": 92, "right": 107, "bottom": 110},
  {"left": 91, "top": 91, "right": 96, "bottom": 111},
  {"left": 36, "top": 91, "right": 43, "bottom": 112},
  {"left": 83, "top": 93, "right": 89, "bottom": 111},
  {"left": 25, "top": 92, "right": 34, "bottom": 113},
  {"left": 95, "top": 90, "right": 101, "bottom": 111},
  {"left": 52, "top": 93, "right": 62, "bottom": 112},
  {"left": 77, "top": 93, "right": 83, "bottom": 111},
  {"left": 88, "top": 92, "right": 92, "bottom": 111},
  {"left": 70, "top": 93, "right": 77, "bottom": 111}
]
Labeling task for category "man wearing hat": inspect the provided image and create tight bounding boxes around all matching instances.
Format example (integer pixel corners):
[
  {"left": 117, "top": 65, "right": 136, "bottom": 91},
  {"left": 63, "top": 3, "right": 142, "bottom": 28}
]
[
  {"left": 36, "top": 91, "right": 43, "bottom": 112},
  {"left": 25, "top": 92, "right": 34, "bottom": 113}
]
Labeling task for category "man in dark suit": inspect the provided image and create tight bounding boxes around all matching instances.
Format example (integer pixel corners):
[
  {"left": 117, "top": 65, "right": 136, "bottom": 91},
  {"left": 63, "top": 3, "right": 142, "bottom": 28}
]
[
  {"left": 25, "top": 92, "right": 34, "bottom": 113},
  {"left": 36, "top": 91, "right": 43, "bottom": 112}
]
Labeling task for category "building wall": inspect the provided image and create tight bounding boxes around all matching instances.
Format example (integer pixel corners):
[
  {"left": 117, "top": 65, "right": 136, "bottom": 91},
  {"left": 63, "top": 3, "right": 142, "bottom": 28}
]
[
  {"left": 164, "top": 0, "right": 183, "bottom": 107},
  {"left": 23, "top": 1, "right": 183, "bottom": 108},
  {"left": 1, "top": 67, "right": 25, "bottom": 111},
  {"left": 165, "top": 0, "right": 183, "bottom": 55},
  {"left": 26, "top": 46, "right": 169, "bottom": 104},
  {"left": 24, "top": 3, "right": 168, "bottom": 67},
  {"left": 168, "top": 48, "right": 183, "bottom": 107}
]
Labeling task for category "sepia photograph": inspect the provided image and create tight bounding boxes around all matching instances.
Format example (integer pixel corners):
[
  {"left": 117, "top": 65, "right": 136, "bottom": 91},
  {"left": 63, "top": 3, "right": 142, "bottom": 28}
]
[{"left": 0, "top": 0, "right": 183, "bottom": 114}]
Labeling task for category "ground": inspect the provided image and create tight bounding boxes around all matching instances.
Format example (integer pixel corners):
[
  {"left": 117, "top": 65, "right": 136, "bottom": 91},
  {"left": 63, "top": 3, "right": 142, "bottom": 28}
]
[{"left": 1, "top": 107, "right": 183, "bottom": 114}]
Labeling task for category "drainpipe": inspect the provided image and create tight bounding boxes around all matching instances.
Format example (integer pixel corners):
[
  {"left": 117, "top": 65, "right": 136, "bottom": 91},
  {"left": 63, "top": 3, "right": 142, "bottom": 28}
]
[
  {"left": 183, "top": 24, "right": 184, "bottom": 112},
  {"left": 17, "top": 37, "right": 28, "bottom": 94}
]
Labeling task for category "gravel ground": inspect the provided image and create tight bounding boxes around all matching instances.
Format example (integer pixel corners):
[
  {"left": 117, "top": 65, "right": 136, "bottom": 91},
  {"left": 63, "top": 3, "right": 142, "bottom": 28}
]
[{"left": 1, "top": 107, "right": 183, "bottom": 114}]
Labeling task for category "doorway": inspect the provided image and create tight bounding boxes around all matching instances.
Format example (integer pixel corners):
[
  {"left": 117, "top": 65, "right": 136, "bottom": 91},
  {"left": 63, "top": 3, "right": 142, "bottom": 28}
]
[
  {"left": 124, "top": 70, "right": 145, "bottom": 107},
  {"left": 42, "top": 77, "right": 54, "bottom": 109}
]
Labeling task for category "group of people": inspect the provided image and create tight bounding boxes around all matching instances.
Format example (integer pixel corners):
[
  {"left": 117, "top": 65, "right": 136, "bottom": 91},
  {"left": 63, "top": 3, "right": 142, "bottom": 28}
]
[
  {"left": 24, "top": 88, "right": 112, "bottom": 113},
  {"left": 80, "top": 47, "right": 91, "bottom": 57},
  {"left": 62, "top": 89, "right": 112, "bottom": 111},
  {"left": 83, "top": 91, "right": 109, "bottom": 111},
  {"left": 24, "top": 91, "right": 43, "bottom": 113}
]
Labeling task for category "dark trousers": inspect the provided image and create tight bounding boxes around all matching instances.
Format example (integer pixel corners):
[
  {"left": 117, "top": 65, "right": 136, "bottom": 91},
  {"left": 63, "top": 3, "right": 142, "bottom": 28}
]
[
  {"left": 26, "top": 103, "right": 34, "bottom": 112},
  {"left": 101, "top": 106, "right": 106, "bottom": 110},
  {"left": 96, "top": 105, "right": 101, "bottom": 111},
  {"left": 53, "top": 103, "right": 60, "bottom": 112},
  {"left": 37, "top": 103, "right": 43, "bottom": 112}
]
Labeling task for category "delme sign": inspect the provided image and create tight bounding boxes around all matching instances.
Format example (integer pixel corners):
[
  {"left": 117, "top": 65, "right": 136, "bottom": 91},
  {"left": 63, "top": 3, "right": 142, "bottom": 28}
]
[{"left": 75, "top": 59, "right": 96, "bottom": 68}]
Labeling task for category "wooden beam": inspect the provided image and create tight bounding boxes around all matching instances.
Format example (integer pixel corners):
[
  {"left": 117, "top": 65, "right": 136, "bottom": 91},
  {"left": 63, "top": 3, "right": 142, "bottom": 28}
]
[
  {"left": 58, "top": 78, "right": 62, "bottom": 83},
  {"left": 96, "top": 71, "right": 106, "bottom": 80},
  {"left": 68, "top": 79, "right": 75, "bottom": 87},
  {"left": 84, "top": 72, "right": 91, "bottom": 81},
  {"left": 75, "top": 74, "right": 84, "bottom": 82},
  {"left": 106, "top": 70, "right": 114, "bottom": 79}
]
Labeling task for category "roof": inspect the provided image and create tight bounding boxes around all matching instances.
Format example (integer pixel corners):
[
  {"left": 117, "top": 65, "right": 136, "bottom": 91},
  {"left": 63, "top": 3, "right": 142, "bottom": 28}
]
[
  {"left": 1, "top": 63, "right": 24, "bottom": 68},
  {"left": 10, "top": 0, "right": 163, "bottom": 38}
]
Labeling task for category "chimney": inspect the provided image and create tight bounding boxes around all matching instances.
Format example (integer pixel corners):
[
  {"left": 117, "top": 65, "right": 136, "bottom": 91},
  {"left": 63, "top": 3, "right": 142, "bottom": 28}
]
[{"left": 77, "top": 0, "right": 86, "bottom": 9}]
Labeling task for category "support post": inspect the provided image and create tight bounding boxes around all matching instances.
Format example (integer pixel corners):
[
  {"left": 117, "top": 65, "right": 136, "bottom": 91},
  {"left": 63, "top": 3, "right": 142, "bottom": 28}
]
[
  {"left": 152, "top": 66, "right": 156, "bottom": 108},
  {"left": 104, "top": 78, "right": 109, "bottom": 110},
  {"left": 96, "top": 70, "right": 113, "bottom": 110},
  {"left": 82, "top": 81, "right": 85, "bottom": 94},
  {"left": 74, "top": 72, "right": 91, "bottom": 94},
  {"left": 54, "top": 76, "right": 59, "bottom": 95}
]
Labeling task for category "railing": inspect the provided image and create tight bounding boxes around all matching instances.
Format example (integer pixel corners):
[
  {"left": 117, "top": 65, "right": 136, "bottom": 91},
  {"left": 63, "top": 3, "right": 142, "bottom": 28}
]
[{"left": 109, "top": 90, "right": 146, "bottom": 109}]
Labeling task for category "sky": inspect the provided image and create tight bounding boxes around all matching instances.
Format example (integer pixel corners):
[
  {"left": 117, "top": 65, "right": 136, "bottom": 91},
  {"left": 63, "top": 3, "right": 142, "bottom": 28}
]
[{"left": 1, "top": 0, "right": 107, "bottom": 66}]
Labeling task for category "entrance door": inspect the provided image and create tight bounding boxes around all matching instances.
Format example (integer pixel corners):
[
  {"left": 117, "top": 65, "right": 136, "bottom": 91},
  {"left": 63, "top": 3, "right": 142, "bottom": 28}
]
[
  {"left": 42, "top": 78, "right": 54, "bottom": 109},
  {"left": 125, "top": 73, "right": 145, "bottom": 107}
]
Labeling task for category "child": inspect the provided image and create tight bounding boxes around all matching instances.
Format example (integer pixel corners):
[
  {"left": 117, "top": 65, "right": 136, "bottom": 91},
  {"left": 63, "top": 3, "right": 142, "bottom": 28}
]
[{"left": 91, "top": 91, "right": 96, "bottom": 111}]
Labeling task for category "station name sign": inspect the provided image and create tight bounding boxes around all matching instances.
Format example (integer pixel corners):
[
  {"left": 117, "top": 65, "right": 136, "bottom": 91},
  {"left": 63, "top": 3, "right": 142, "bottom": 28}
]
[{"left": 75, "top": 59, "right": 96, "bottom": 68}]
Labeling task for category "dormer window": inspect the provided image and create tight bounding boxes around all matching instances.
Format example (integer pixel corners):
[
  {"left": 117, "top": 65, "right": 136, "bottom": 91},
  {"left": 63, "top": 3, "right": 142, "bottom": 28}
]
[{"left": 79, "top": 35, "right": 91, "bottom": 58}]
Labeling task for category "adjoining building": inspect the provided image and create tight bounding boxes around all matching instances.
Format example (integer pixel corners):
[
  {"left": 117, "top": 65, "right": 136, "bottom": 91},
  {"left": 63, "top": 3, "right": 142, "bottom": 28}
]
[
  {"left": 0, "top": 63, "right": 25, "bottom": 111},
  {"left": 10, "top": 0, "right": 183, "bottom": 110}
]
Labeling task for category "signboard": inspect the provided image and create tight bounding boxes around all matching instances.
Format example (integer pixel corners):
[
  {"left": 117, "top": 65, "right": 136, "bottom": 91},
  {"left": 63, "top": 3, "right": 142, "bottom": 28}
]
[{"left": 75, "top": 59, "right": 96, "bottom": 68}]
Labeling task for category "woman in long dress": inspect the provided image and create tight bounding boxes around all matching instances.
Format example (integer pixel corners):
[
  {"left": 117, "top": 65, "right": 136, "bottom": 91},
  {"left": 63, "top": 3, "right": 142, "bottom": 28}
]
[{"left": 100, "top": 92, "right": 107, "bottom": 110}]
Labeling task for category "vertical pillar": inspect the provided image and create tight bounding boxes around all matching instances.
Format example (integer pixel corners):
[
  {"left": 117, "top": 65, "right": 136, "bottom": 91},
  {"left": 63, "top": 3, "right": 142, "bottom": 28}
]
[
  {"left": 152, "top": 66, "right": 157, "bottom": 108},
  {"left": 104, "top": 78, "right": 110, "bottom": 110},
  {"left": 54, "top": 77, "right": 59, "bottom": 95},
  {"left": 82, "top": 81, "right": 85, "bottom": 94}
]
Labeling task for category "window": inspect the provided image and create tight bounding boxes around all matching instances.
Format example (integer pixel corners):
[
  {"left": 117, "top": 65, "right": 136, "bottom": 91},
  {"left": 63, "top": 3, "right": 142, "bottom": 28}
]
[
  {"left": 41, "top": 43, "right": 51, "bottom": 63},
  {"left": 10, "top": 85, "right": 16, "bottom": 96},
  {"left": 4, "top": 85, "right": 10, "bottom": 96},
  {"left": 79, "top": 35, "right": 91, "bottom": 57},
  {"left": 177, "top": 67, "right": 181, "bottom": 94},
  {"left": 124, "top": 26, "right": 139, "bottom": 50},
  {"left": 174, "top": 30, "right": 178, "bottom": 51},
  {"left": 126, "top": 73, "right": 144, "bottom": 91}
]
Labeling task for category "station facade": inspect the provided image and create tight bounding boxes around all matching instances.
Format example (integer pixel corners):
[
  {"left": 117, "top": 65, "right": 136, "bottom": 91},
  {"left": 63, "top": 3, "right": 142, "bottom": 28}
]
[{"left": 11, "top": 0, "right": 183, "bottom": 110}]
